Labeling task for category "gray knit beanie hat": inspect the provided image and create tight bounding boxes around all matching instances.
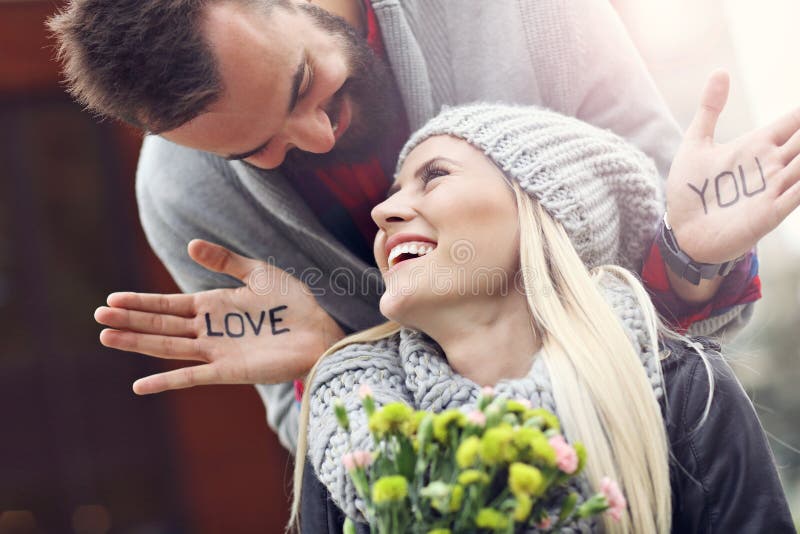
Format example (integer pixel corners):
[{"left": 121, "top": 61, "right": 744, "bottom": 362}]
[{"left": 396, "top": 103, "right": 665, "bottom": 272}]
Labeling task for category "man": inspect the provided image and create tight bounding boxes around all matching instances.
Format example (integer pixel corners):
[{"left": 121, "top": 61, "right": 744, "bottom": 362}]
[{"left": 50, "top": 0, "right": 779, "bottom": 452}]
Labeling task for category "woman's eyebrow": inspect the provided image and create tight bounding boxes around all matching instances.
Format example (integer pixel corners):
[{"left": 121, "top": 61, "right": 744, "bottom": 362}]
[{"left": 386, "top": 156, "right": 459, "bottom": 197}]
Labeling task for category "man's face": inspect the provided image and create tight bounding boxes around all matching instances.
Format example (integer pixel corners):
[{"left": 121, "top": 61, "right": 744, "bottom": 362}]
[{"left": 160, "top": 2, "right": 397, "bottom": 170}]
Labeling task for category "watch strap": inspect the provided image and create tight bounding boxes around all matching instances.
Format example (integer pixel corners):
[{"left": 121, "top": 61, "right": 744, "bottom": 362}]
[{"left": 657, "top": 214, "right": 744, "bottom": 285}]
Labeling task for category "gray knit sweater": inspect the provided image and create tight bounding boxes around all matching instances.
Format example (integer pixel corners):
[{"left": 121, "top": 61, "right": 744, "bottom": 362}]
[
  {"left": 307, "top": 274, "right": 664, "bottom": 523},
  {"left": 135, "top": 0, "right": 747, "bottom": 452}
]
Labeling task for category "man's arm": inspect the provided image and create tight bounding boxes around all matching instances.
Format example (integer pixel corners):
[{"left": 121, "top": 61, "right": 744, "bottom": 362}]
[{"left": 556, "top": 3, "right": 800, "bottom": 337}]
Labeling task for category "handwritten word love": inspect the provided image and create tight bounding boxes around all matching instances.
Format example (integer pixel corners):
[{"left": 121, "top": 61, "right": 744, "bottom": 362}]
[
  {"left": 204, "top": 306, "right": 290, "bottom": 338},
  {"left": 688, "top": 157, "right": 767, "bottom": 215}
]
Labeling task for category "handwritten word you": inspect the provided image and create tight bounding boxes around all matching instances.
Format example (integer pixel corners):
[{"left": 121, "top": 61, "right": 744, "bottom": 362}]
[
  {"left": 204, "top": 306, "right": 290, "bottom": 338},
  {"left": 688, "top": 157, "right": 767, "bottom": 215}
]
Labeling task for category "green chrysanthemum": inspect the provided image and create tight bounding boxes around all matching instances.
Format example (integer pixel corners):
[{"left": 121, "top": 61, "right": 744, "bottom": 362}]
[
  {"left": 475, "top": 508, "right": 511, "bottom": 531},
  {"left": 509, "top": 462, "right": 545, "bottom": 497},
  {"left": 456, "top": 436, "right": 482, "bottom": 469},
  {"left": 368, "top": 402, "right": 414, "bottom": 437},
  {"left": 372, "top": 475, "right": 409, "bottom": 504},
  {"left": 513, "top": 493, "right": 533, "bottom": 522},
  {"left": 523, "top": 407, "right": 561, "bottom": 432},
  {"left": 479, "top": 425, "right": 517, "bottom": 465},
  {"left": 506, "top": 399, "right": 529, "bottom": 415},
  {"left": 457, "top": 469, "right": 490, "bottom": 486},
  {"left": 433, "top": 409, "right": 466, "bottom": 443},
  {"left": 405, "top": 410, "right": 428, "bottom": 436}
]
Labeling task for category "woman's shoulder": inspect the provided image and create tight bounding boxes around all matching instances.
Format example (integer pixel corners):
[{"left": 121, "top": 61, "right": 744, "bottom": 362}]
[
  {"left": 657, "top": 335, "right": 734, "bottom": 430},
  {"left": 658, "top": 337, "right": 796, "bottom": 532}
]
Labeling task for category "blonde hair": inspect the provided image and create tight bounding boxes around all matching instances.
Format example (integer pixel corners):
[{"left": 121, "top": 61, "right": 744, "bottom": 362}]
[{"left": 288, "top": 181, "right": 700, "bottom": 533}]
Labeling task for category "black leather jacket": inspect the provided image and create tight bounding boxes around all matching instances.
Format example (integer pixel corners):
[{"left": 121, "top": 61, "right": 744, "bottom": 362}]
[{"left": 300, "top": 338, "right": 796, "bottom": 533}]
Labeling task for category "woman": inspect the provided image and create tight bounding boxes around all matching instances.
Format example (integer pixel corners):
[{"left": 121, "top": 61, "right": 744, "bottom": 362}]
[{"left": 292, "top": 103, "right": 794, "bottom": 533}]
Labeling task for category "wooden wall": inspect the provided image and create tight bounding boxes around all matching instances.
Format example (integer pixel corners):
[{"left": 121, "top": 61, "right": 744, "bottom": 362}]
[{"left": 0, "top": 3, "right": 292, "bottom": 533}]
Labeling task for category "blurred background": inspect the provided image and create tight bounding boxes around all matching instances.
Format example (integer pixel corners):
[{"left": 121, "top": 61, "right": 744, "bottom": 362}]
[{"left": 0, "top": 0, "right": 797, "bottom": 532}]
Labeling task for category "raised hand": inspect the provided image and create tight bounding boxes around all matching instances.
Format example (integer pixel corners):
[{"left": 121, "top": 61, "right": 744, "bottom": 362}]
[
  {"left": 95, "top": 239, "right": 344, "bottom": 394},
  {"left": 666, "top": 69, "right": 800, "bottom": 265}
]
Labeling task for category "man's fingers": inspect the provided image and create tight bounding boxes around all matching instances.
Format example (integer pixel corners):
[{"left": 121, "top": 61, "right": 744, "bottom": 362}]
[
  {"left": 775, "top": 178, "right": 800, "bottom": 223},
  {"left": 686, "top": 69, "right": 730, "bottom": 141},
  {"left": 106, "top": 291, "right": 196, "bottom": 317},
  {"left": 95, "top": 306, "right": 196, "bottom": 337},
  {"left": 187, "top": 239, "right": 262, "bottom": 283},
  {"left": 779, "top": 127, "right": 800, "bottom": 165},
  {"left": 778, "top": 152, "right": 800, "bottom": 194},
  {"left": 770, "top": 106, "right": 800, "bottom": 146},
  {"left": 99, "top": 329, "right": 206, "bottom": 361},
  {"left": 132, "top": 364, "right": 222, "bottom": 395}
]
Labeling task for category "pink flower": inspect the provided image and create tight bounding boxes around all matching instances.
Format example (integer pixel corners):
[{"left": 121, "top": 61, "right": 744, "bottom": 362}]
[
  {"left": 341, "top": 450, "right": 373, "bottom": 471},
  {"left": 352, "top": 450, "right": 373, "bottom": 468},
  {"left": 342, "top": 452, "right": 356, "bottom": 471},
  {"left": 481, "top": 386, "right": 495, "bottom": 398},
  {"left": 600, "top": 477, "right": 627, "bottom": 521},
  {"left": 536, "top": 516, "right": 552, "bottom": 530},
  {"left": 358, "top": 384, "right": 373, "bottom": 400},
  {"left": 548, "top": 435, "right": 578, "bottom": 474},
  {"left": 467, "top": 410, "right": 486, "bottom": 426}
]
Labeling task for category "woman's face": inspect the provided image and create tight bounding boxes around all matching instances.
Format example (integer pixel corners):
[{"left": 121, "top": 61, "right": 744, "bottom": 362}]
[{"left": 371, "top": 135, "right": 521, "bottom": 328}]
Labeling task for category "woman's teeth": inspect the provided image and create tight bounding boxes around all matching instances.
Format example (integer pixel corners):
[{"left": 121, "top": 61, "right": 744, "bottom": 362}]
[{"left": 388, "top": 241, "right": 436, "bottom": 268}]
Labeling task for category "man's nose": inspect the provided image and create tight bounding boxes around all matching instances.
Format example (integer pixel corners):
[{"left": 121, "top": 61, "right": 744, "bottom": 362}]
[
  {"left": 245, "top": 109, "right": 336, "bottom": 169},
  {"left": 286, "top": 107, "right": 336, "bottom": 154}
]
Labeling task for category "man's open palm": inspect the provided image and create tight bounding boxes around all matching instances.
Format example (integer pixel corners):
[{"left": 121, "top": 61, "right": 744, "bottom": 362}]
[
  {"left": 95, "top": 240, "right": 343, "bottom": 394},
  {"left": 667, "top": 70, "right": 800, "bottom": 264}
]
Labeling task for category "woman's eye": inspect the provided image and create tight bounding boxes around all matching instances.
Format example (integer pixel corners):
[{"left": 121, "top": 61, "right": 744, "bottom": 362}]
[{"left": 421, "top": 163, "right": 450, "bottom": 185}]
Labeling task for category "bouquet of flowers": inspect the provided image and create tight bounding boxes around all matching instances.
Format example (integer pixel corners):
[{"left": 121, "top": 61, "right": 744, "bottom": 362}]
[{"left": 333, "top": 385, "right": 626, "bottom": 534}]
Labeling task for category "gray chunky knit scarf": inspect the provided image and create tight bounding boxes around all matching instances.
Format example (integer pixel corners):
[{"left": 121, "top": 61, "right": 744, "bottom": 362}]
[{"left": 307, "top": 274, "right": 664, "bottom": 531}]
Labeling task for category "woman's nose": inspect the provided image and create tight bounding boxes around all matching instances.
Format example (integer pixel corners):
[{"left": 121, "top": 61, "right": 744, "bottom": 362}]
[{"left": 371, "top": 191, "right": 416, "bottom": 228}]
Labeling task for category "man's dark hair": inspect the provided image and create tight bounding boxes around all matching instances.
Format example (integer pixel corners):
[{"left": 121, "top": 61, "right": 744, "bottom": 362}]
[{"left": 47, "top": 0, "right": 291, "bottom": 132}]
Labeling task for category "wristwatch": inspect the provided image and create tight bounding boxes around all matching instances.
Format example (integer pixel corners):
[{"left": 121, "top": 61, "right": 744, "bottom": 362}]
[{"left": 656, "top": 213, "right": 745, "bottom": 285}]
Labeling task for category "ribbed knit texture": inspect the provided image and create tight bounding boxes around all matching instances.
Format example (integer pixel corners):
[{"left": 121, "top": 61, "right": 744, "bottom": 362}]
[
  {"left": 397, "top": 103, "right": 664, "bottom": 274},
  {"left": 308, "top": 274, "right": 663, "bottom": 529}
]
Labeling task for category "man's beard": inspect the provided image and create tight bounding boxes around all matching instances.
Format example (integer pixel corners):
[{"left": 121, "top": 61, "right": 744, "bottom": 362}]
[{"left": 281, "top": 3, "right": 401, "bottom": 171}]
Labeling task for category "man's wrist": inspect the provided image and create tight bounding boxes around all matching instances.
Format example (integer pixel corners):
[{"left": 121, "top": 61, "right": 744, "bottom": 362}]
[{"left": 657, "top": 213, "right": 745, "bottom": 285}]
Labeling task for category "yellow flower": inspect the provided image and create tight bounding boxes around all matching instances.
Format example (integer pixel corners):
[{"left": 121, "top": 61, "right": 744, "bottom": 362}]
[
  {"left": 433, "top": 409, "right": 466, "bottom": 443},
  {"left": 513, "top": 493, "right": 533, "bottom": 522},
  {"left": 509, "top": 462, "right": 545, "bottom": 497},
  {"left": 475, "top": 508, "right": 510, "bottom": 531},
  {"left": 479, "top": 425, "right": 517, "bottom": 465},
  {"left": 372, "top": 475, "right": 409, "bottom": 504},
  {"left": 457, "top": 469, "right": 490, "bottom": 486},
  {"left": 456, "top": 436, "right": 481, "bottom": 469},
  {"left": 368, "top": 402, "right": 414, "bottom": 437}
]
